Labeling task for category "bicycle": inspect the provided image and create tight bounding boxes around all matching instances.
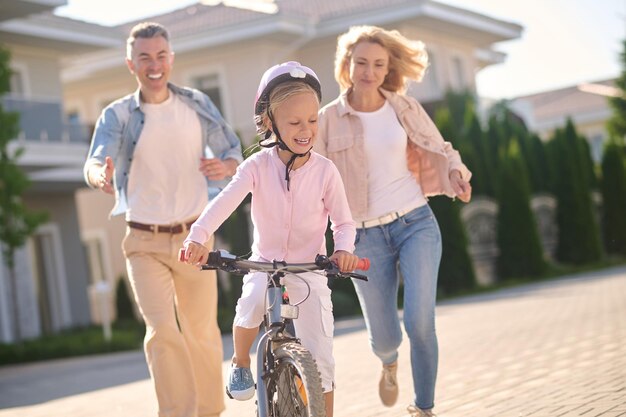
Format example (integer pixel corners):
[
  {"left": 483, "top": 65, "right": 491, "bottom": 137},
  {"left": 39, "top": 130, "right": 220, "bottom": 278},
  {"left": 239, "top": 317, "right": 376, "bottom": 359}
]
[{"left": 202, "top": 249, "right": 369, "bottom": 417}]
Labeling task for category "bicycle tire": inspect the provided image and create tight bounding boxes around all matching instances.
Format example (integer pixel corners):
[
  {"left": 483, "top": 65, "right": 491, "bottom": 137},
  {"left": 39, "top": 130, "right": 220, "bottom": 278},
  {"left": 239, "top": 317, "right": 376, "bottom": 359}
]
[{"left": 267, "top": 342, "right": 326, "bottom": 417}]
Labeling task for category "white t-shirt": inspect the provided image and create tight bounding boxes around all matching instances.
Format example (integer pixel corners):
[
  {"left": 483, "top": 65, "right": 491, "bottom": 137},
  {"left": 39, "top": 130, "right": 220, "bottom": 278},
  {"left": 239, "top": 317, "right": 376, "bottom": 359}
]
[
  {"left": 354, "top": 100, "right": 427, "bottom": 222},
  {"left": 126, "top": 93, "right": 208, "bottom": 224}
]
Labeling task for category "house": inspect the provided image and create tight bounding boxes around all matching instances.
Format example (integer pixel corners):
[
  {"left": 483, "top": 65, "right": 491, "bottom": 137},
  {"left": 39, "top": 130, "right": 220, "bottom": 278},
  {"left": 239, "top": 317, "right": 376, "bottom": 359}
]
[
  {"left": 509, "top": 78, "right": 617, "bottom": 162},
  {"left": 61, "top": 0, "right": 522, "bottom": 301},
  {"left": 2, "top": 0, "right": 523, "bottom": 342},
  {"left": 0, "top": 0, "right": 120, "bottom": 342}
]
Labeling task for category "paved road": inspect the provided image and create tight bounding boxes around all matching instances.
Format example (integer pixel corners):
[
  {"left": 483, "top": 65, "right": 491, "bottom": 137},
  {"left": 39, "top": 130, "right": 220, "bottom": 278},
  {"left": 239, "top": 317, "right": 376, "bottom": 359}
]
[{"left": 1, "top": 266, "right": 625, "bottom": 417}]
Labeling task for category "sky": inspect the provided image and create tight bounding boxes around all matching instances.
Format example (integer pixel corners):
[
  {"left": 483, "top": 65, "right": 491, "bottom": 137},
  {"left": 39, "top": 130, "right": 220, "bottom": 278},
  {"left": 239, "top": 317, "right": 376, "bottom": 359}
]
[{"left": 54, "top": 0, "right": 626, "bottom": 100}]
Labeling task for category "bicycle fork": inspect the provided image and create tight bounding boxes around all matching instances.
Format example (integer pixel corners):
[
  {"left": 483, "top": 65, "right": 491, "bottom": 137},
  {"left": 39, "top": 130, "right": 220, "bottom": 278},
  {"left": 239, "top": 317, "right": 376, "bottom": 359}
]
[{"left": 256, "top": 283, "right": 282, "bottom": 417}]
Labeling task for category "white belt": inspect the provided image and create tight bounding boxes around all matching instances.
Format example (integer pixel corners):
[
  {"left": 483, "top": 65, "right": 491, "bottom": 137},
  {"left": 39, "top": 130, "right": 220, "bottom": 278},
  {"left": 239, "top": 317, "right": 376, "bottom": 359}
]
[{"left": 359, "top": 207, "right": 416, "bottom": 229}]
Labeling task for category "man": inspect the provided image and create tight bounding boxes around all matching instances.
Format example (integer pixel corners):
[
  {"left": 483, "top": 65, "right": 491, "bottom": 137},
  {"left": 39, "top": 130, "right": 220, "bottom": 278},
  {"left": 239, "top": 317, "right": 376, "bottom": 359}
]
[{"left": 84, "top": 22, "right": 242, "bottom": 417}]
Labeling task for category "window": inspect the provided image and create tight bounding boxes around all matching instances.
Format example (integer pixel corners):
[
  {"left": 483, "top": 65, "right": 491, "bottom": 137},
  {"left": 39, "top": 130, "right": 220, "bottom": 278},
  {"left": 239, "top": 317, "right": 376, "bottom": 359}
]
[
  {"left": 67, "top": 111, "right": 81, "bottom": 125},
  {"left": 452, "top": 56, "right": 466, "bottom": 90},
  {"left": 424, "top": 51, "right": 439, "bottom": 92},
  {"left": 9, "top": 68, "right": 26, "bottom": 95},
  {"left": 194, "top": 74, "right": 224, "bottom": 114}
]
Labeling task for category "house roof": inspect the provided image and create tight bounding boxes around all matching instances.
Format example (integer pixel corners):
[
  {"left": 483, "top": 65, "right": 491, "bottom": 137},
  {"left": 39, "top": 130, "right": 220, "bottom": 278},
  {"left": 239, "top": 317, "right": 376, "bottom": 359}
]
[
  {"left": 0, "top": 12, "right": 121, "bottom": 53},
  {"left": 515, "top": 79, "right": 615, "bottom": 122},
  {"left": 60, "top": 0, "right": 522, "bottom": 81},
  {"left": 115, "top": 0, "right": 522, "bottom": 47}
]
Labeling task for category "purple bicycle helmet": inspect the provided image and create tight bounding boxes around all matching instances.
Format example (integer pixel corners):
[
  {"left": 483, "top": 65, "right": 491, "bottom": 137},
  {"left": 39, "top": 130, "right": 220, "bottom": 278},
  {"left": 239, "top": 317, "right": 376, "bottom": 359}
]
[
  {"left": 254, "top": 61, "right": 322, "bottom": 117},
  {"left": 254, "top": 61, "right": 322, "bottom": 191}
]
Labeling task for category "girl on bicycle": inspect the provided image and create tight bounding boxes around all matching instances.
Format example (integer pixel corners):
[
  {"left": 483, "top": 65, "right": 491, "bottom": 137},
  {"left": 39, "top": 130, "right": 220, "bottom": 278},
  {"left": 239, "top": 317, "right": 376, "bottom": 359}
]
[{"left": 181, "top": 61, "right": 359, "bottom": 417}]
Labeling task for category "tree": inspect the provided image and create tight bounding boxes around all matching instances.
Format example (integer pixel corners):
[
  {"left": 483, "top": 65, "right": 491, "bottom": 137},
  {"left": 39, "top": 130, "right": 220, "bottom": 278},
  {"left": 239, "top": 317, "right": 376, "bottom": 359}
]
[
  {"left": 600, "top": 140, "right": 626, "bottom": 255},
  {"left": 462, "top": 111, "right": 494, "bottom": 196},
  {"left": 431, "top": 106, "right": 476, "bottom": 295},
  {"left": 551, "top": 120, "right": 603, "bottom": 264},
  {"left": 495, "top": 140, "right": 546, "bottom": 278},
  {"left": 0, "top": 46, "right": 47, "bottom": 342},
  {"left": 526, "top": 133, "right": 551, "bottom": 193},
  {"left": 607, "top": 39, "right": 626, "bottom": 145}
]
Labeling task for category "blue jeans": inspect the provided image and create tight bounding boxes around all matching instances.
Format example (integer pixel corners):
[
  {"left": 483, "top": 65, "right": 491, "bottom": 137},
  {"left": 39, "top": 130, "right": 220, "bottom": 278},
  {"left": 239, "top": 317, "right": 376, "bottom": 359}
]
[{"left": 352, "top": 204, "right": 441, "bottom": 410}]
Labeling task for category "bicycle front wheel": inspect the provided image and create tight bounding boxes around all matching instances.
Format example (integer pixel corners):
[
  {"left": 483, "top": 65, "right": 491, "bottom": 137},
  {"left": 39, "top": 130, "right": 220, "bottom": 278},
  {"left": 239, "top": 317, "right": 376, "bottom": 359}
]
[{"left": 267, "top": 342, "right": 326, "bottom": 417}]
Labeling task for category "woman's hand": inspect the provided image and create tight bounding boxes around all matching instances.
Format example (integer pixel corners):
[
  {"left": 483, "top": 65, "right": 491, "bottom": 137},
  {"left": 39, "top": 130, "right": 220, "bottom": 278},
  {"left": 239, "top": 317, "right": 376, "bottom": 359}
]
[
  {"left": 330, "top": 250, "right": 360, "bottom": 273},
  {"left": 181, "top": 241, "right": 209, "bottom": 265},
  {"left": 449, "top": 169, "right": 472, "bottom": 203}
]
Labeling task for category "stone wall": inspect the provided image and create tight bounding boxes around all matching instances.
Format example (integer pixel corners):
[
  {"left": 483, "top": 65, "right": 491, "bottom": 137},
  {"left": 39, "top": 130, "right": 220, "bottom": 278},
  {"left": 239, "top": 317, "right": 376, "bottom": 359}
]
[{"left": 460, "top": 194, "right": 560, "bottom": 285}]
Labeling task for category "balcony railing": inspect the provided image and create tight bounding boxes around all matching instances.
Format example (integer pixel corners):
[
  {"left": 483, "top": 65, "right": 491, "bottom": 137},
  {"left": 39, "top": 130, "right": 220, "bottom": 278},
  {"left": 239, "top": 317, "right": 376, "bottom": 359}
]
[{"left": 1, "top": 95, "right": 92, "bottom": 144}]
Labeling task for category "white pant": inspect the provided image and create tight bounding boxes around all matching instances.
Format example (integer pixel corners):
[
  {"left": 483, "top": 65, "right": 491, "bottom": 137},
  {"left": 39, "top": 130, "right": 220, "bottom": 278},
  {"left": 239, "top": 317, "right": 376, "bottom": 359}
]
[{"left": 233, "top": 271, "right": 335, "bottom": 392}]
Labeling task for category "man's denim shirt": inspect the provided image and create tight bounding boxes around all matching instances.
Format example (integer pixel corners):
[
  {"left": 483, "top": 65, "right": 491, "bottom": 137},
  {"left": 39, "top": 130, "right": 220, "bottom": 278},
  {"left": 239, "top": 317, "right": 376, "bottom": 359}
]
[{"left": 84, "top": 83, "right": 243, "bottom": 217}]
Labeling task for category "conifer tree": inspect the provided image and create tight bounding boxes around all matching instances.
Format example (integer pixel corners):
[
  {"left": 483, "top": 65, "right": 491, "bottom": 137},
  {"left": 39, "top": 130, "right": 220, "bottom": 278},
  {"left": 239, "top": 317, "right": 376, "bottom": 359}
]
[
  {"left": 552, "top": 120, "right": 603, "bottom": 264},
  {"left": 495, "top": 140, "right": 546, "bottom": 278},
  {"left": 600, "top": 141, "right": 626, "bottom": 255},
  {"left": 463, "top": 111, "right": 495, "bottom": 196},
  {"left": 527, "top": 133, "right": 551, "bottom": 193},
  {"left": 431, "top": 106, "right": 476, "bottom": 295},
  {"left": 607, "top": 39, "right": 626, "bottom": 145}
]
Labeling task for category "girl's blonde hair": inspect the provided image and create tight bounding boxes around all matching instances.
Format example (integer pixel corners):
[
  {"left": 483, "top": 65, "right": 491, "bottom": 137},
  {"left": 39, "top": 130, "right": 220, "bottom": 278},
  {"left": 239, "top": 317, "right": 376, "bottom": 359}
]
[
  {"left": 334, "top": 25, "right": 429, "bottom": 93},
  {"left": 254, "top": 81, "right": 320, "bottom": 141}
]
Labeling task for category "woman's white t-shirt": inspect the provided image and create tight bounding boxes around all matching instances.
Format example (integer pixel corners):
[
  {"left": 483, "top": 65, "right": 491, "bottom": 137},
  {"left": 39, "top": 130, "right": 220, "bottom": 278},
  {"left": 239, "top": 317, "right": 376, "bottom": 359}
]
[{"left": 354, "top": 100, "right": 427, "bottom": 222}]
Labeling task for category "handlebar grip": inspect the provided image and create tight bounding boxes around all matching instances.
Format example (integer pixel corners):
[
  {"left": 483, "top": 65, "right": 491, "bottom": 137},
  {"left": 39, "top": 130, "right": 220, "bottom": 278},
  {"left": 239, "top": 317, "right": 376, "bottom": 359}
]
[{"left": 356, "top": 258, "right": 370, "bottom": 271}]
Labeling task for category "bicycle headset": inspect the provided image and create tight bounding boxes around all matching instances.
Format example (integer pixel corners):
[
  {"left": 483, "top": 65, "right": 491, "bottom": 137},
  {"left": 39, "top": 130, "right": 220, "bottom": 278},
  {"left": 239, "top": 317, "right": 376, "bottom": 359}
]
[{"left": 254, "top": 61, "right": 322, "bottom": 190}]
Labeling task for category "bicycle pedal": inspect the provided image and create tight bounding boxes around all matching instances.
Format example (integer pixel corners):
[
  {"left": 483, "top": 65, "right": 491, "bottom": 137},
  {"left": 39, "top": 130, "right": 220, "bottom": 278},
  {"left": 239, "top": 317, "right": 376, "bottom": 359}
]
[{"left": 225, "top": 387, "right": 234, "bottom": 399}]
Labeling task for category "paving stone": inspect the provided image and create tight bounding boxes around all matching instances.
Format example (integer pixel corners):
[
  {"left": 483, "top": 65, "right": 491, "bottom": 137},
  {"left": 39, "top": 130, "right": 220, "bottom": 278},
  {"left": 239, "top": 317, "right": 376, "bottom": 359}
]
[{"left": 0, "top": 266, "right": 624, "bottom": 417}]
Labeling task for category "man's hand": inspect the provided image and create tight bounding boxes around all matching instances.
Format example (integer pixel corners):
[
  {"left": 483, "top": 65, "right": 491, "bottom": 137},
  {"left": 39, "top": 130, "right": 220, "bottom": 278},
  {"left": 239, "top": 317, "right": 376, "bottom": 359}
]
[
  {"left": 90, "top": 156, "right": 115, "bottom": 194},
  {"left": 199, "top": 158, "right": 237, "bottom": 180},
  {"left": 449, "top": 169, "right": 472, "bottom": 203}
]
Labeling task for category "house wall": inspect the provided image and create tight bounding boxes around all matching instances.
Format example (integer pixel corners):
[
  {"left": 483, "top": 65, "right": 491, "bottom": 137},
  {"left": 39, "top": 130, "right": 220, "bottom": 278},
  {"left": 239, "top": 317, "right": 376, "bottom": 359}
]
[
  {"left": 25, "top": 192, "right": 92, "bottom": 327},
  {"left": 6, "top": 43, "right": 64, "bottom": 99},
  {"left": 63, "top": 24, "right": 483, "bottom": 146}
]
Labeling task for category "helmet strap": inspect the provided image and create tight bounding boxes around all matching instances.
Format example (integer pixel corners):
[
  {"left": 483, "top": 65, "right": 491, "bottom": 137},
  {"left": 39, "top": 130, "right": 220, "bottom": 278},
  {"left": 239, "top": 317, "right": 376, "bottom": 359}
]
[{"left": 259, "top": 113, "right": 311, "bottom": 191}]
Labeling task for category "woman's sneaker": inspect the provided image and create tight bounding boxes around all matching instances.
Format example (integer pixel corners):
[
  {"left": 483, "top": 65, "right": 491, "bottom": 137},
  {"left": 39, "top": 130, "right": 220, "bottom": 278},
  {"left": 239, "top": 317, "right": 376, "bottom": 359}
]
[
  {"left": 226, "top": 365, "right": 255, "bottom": 401},
  {"left": 407, "top": 404, "right": 437, "bottom": 417},
  {"left": 379, "top": 361, "right": 399, "bottom": 406}
]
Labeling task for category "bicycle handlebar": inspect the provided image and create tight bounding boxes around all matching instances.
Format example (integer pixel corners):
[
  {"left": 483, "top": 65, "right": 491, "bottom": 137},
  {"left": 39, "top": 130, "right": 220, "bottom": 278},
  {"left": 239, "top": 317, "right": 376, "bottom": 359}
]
[{"left": 192, "top": 249, "right": 368, "bottom": 281}]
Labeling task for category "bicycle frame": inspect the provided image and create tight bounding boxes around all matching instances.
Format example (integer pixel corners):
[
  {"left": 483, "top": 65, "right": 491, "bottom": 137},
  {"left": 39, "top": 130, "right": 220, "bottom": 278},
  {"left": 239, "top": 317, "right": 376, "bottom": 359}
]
[
  {"left": 202, "top": 250, "right": 368, "bottom": 417},
  {"left": 257, "top": 270, "right": 293, "bottom": 417}
]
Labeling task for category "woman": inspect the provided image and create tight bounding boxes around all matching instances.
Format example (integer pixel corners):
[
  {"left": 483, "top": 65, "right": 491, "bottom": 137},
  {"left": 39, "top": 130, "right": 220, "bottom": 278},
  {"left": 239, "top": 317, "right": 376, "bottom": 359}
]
[{"left": 315, "top": 26, "right": 472, "bottom": 417}]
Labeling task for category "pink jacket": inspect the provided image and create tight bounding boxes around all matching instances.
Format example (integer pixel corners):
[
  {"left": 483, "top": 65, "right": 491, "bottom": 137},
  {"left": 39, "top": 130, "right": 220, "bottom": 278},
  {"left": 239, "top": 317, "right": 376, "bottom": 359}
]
[
  {"left": 186, "top": 148, "right": 356, "bottom": 263},
  {"left": 315, "top": 89, "right": 472, "bottom": 220}
]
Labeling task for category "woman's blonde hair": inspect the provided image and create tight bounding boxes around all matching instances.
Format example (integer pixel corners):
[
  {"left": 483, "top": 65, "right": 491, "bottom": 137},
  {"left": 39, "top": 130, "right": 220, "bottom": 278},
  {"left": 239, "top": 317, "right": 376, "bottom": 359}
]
[
  {"left": 334, "top": 25, "right": 428, "bottom": 93},
  {"left": 254, "top": 81, "right": 320, "bottom": 141}
]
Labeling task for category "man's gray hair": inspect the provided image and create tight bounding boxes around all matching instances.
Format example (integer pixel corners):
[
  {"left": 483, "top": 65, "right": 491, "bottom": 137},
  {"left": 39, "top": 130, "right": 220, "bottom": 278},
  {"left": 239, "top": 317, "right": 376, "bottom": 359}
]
[{"left": 126, "top": 22, "right": 170, "bottom": 59}]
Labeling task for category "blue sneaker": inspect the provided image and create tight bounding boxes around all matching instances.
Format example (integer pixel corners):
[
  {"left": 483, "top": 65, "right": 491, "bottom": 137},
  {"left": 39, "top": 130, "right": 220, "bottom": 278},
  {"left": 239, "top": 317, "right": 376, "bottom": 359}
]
[{"left": 226, "top": 365, "right": 255, "bottom": 401}]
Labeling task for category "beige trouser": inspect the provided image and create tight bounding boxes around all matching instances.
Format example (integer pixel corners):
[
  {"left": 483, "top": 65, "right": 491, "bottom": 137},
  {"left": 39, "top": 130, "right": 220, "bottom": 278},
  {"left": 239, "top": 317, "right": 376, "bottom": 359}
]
[{"left": 122, "top": 226, "right": 224, "bottom": 417}]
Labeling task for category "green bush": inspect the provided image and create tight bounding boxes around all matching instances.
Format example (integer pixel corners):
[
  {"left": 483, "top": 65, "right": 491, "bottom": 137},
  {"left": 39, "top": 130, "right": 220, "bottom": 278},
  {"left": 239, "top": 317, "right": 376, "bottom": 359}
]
[
  {"left": 551, "top": 121, "right": 603, "bottom": 264},
  {"left": 0, "top": 321, "right": 144, "bottom": 366},
  {"left": 432, "top": 101, "right": 477, "bottom": 295},
  {"left": 429, "top": 196, "right": 477, "bottom": 296},
  {"left": 600, "top": 141, "right": 626, "bottom": 255},
  {"left": 115, "top": 276, "right": 137, "bottom": 321},
  {"left": 495, "top": 140, "right": 546, "bottom": 278},
  {"left": 330, "top": 278, "right": 362, "bottom": 317}
]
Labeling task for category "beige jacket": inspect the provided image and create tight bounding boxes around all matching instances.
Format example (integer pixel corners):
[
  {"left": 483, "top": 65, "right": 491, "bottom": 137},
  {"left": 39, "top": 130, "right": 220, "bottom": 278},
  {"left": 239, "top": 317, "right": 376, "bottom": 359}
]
[{"left": 315, "top": 88, "right": 472, "bottom": 220}]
